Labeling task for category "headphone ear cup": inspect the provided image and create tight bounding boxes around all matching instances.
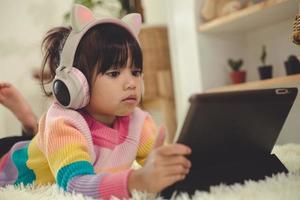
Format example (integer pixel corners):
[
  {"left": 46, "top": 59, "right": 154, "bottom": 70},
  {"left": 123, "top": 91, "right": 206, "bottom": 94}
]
[
  {"left": 53, "top": 67, "right": 90, "bottom": 109},
  {"left": 53, "top": 79, "right": 71, "bottom": 107}
]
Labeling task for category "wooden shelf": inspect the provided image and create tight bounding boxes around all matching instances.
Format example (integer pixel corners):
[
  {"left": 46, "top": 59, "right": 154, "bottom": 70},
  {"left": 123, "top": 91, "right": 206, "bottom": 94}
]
[
  {"left": 198, "top": 0, "right": 299, "bottom": 34},
  {"left": 208, "top": 74, "right": 300, "bottom": 93}
]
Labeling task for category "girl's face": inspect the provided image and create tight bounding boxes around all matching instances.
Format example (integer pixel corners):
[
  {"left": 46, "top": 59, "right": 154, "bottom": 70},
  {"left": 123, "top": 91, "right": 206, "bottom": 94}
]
[{"left": 85, "top": 59, "right": 143, "bottom": 125}]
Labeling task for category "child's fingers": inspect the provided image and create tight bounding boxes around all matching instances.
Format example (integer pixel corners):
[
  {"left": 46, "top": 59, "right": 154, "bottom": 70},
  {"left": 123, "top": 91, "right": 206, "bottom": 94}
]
[
  {"left": 0, "top": 83, "right": 10, "bottom": 88},
  {"left": 153, "top": 125, "right": 167, "bottom": 149},
  {"left": 162, "top": 165, "right": 190, "bottom": 177},
  {"left": 157, "top": 143, "right": 191, "bottom": 156},
  {"left": 160, "top": 155, "right": 191, "bottom": 168}
]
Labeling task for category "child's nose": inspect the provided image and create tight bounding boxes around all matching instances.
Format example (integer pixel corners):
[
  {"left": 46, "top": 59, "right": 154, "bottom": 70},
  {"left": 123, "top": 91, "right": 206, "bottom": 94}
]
[{"left": 124, "top": 74, "right": 136, "bottom": 90}]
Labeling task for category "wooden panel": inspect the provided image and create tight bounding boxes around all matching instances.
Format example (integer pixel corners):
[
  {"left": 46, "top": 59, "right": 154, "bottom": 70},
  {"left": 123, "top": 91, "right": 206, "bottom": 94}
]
[{"left": 157, "top": 69, "right": 174, "bottom": 99}]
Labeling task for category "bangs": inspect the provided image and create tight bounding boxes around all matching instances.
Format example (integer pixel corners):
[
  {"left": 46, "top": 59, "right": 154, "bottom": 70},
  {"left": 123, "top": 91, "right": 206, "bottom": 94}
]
[{"left": 94, "top": 23, "right": 143, "bottom": 74}]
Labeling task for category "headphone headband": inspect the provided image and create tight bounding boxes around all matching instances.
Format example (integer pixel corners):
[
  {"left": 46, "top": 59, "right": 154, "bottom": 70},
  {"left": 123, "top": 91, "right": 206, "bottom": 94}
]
[{"left": 60, "top": 18, "right": 140, "bottom": 69}]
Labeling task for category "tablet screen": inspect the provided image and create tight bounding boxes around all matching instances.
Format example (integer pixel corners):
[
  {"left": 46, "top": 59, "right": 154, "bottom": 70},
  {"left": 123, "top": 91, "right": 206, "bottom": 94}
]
[{"left": 177, "top": 88, "right": 298, "bottom": 167}]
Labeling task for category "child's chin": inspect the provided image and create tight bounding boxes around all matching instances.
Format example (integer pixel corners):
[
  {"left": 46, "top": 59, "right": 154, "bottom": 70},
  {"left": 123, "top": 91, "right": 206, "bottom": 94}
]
[{"left": 116, "top": 107, "right": 135, "bottom": 116}]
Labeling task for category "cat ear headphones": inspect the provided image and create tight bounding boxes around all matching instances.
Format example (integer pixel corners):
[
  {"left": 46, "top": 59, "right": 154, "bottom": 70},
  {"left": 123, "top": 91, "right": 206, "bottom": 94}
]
[{"left": 52, "top": 4, "right": 142, "bottom": 109}]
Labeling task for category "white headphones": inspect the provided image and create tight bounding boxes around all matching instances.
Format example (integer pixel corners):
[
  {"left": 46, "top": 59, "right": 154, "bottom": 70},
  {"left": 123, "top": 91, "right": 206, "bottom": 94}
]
[{"left": 52, "top": 4, "right": 142, "bottom": 109}]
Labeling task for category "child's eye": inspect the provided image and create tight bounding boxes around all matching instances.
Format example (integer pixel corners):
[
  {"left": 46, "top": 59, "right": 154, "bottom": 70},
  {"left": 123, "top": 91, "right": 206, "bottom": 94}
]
[
  {"left": 106, "top": 71, "right": 120, "bottom": 78},
  {"left": 132, "top": 70, "right": 142, "bottom": 77}
]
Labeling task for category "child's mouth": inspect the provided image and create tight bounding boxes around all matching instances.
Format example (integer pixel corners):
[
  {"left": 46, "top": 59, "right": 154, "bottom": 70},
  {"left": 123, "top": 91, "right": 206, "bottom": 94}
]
[{"left": 122, "top": 95, "right": 137, "bottom": 104}]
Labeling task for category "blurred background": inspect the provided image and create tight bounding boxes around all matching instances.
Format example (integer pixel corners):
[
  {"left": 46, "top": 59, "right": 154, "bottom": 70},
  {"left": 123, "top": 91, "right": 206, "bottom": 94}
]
[{"left": 0, "top": 0, "right": 299, "bottom": 144}]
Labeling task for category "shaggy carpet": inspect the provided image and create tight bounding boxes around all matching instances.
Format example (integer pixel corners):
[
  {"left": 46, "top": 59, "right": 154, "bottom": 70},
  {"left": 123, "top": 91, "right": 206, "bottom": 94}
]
[{"left": 0, "top": 143, "right": 299, "bottom": 200}]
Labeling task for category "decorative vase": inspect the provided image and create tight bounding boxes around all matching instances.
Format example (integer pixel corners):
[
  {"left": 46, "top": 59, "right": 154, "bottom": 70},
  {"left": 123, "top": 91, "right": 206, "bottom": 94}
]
[
  {"left": 284, "top": 62, "right": 300, "bottom": 75},
  {"left": 284, "top": 55, "right": 300, "bottom": 75},
  {"left": 258, "top": 65, "right": 272, "bottom": 80},
  {"left": 200, "top": 0, "right": 217, "bottom": 21},
  {"left": 230, "top": 70, "right": 246, "bottom": 84}
]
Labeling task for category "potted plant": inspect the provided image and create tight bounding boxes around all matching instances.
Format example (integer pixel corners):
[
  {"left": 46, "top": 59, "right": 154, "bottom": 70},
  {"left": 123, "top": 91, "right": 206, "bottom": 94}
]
[
  {"left": 284, "top": 55, "right": 300, "bottom": 75},
  {"left": 228, "top": 58, "right": 246, "bottom": 84},
  {"left": 258, "top": 45, "right": 273, "bottom": 80}
]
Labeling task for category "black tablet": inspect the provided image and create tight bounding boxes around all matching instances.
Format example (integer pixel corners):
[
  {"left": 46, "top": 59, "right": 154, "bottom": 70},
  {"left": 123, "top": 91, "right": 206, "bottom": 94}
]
[{"left": 176, "top": 88, "right": 298, "bottom": 167}]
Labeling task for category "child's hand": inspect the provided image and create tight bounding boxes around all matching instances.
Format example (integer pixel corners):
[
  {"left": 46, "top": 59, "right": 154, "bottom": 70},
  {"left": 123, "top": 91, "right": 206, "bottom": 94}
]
[{"left": 128, "top": 126, "right": 192, "bottom": 193}]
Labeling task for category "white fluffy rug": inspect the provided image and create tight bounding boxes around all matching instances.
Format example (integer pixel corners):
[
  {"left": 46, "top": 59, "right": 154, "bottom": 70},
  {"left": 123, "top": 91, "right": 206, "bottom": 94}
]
[{"left": 0, "top": 143, "right": 300, "bottom": 200}]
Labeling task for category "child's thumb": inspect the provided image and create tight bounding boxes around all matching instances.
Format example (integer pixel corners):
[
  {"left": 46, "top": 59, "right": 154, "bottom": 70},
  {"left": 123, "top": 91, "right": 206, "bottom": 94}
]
[{"left": 153, "top": 125, "right": 167, "bottom": 149}]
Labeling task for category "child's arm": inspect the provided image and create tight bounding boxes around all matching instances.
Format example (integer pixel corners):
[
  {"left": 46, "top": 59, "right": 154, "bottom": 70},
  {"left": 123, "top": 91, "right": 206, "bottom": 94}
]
[
  {"left": 129, "top": 126, "right": 192, "bottom": 193},
  {"left": 44, "top": 118, "right": 131, "bottom": 199}
]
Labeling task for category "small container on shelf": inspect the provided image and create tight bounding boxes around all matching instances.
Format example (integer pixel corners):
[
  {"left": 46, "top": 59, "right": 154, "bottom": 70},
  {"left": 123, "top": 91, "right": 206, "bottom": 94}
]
[
  {"left": 284, "top": 55, "right": 300, "bottom": 75},
  {"left": 228, "top": 58, "right": 247, "bottom": 84},
  {"left": 258, "top": 45, "right": 273, "bottom": 80}
]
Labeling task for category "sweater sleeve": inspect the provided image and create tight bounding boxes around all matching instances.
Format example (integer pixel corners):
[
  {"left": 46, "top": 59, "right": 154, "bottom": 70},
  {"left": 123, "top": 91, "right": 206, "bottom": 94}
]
[
  {"left": 135, "top": 115, "right": 158, "bottom": 165},
  {"left": 45, "top": 117, "right": 131, "bottom": 200}
]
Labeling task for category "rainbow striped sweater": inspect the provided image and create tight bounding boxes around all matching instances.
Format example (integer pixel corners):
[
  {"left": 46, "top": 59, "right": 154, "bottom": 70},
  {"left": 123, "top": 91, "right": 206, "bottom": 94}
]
[{"left": 0, "top": 103, "right": 157, "bottom": 199}]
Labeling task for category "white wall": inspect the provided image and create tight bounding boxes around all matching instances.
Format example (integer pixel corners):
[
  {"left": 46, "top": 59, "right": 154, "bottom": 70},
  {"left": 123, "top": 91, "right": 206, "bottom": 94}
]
[
  {"left": 142, "top": 0, "right": 168, "bottom": 25},
  {"left": 196, "top": 0, "right": 247, "bottom": 90},
  {"left": 0, "top": 0, "right": 72, "bottom": 137},
  {"left": 198, "top": 33, "right": 246, "bottom": 90},
  {"left": 165, "top": 0, "right": 203, "bottom": 135}
]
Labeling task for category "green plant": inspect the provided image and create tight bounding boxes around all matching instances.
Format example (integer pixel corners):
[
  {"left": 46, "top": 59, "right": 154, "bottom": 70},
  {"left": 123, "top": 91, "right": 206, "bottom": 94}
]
[
  {"left": 75, "top": 0, "right": 101, "bottom": 8},
  {"left": 260, "top": 45, "right": 267, "bottom": 65},
  {"left": 287, "top": 55, "right": 300, "bottom": 65},
  {"left": 228, "top": 58, "right": 243, "bottom": 71}
]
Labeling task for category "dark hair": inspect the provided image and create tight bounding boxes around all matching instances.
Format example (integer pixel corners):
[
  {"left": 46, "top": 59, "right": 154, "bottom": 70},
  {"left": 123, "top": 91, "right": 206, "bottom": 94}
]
[{"left": 41, "top": 23, "right": 143, "bottom": 96}]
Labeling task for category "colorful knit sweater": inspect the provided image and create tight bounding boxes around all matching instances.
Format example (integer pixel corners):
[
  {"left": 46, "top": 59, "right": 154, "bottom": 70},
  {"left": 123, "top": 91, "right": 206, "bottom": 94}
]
[{"left": 0, "top": 103, "right": 157, "bottom": 199}]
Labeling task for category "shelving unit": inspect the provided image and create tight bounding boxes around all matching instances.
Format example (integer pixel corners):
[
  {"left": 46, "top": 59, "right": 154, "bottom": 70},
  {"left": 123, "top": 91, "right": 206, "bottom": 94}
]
[
  {"left": 196, "top": 0, "right": 300, "bottom": 144},
  {"left": 208, "top": 74, "right": 300, "bottom": 92},
  {"left": 197, "top": 0, "right": 300, "bottom": 92},
  {"left": 199, "top": 0, "right": 299, "bottom": 33}
]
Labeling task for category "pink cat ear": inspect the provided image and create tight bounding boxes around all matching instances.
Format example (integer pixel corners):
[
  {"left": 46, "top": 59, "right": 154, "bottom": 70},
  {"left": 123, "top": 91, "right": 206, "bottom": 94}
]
[
  {"left": 122, "top": 13, "right": 142, "bottom": 37},
  {"left": 71, "top": 4, "right": 94, "bottom": 32}
]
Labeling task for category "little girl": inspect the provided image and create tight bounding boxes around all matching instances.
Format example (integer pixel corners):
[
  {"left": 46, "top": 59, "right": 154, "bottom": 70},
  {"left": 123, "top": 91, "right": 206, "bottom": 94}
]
[{"left": 0, "top": 4, "right": 191, "bottom": 200}]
